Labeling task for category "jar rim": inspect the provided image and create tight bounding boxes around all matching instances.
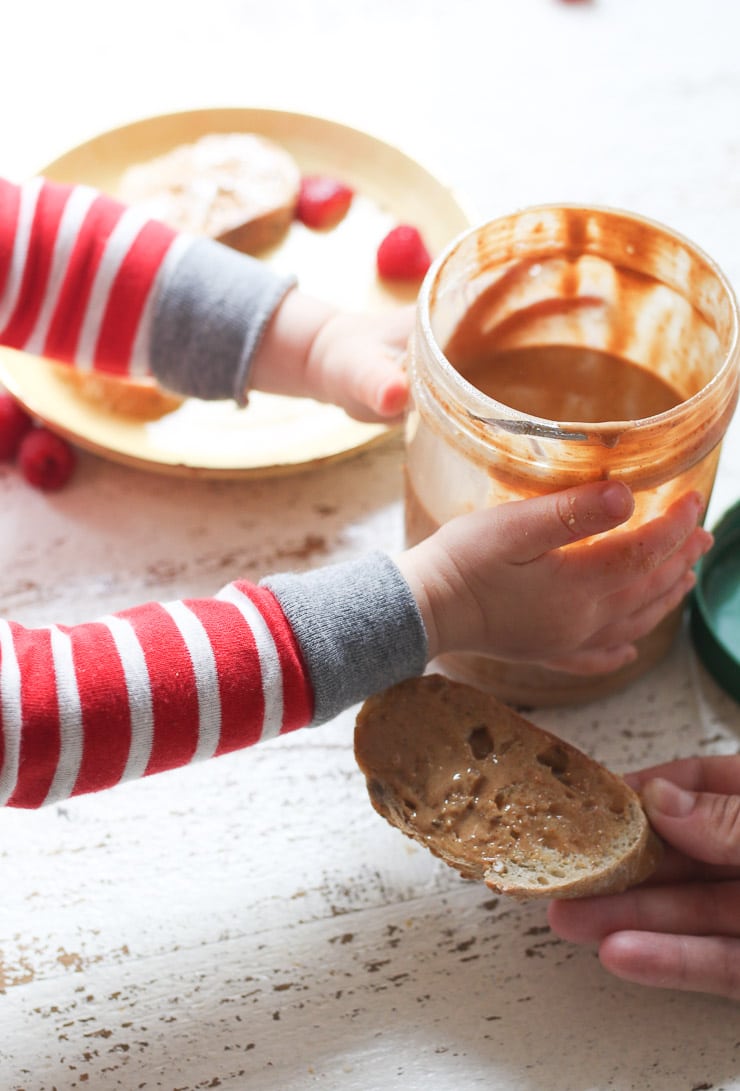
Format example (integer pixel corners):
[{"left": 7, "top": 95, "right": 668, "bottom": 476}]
[{"left": 417, "top": 203, "right": 740, "bottom": 436}]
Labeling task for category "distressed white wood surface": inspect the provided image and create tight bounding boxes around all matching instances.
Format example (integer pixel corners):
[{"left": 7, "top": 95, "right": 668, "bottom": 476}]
[{"left": 2, "top": 1, "right": 740, "bottom": 1088}]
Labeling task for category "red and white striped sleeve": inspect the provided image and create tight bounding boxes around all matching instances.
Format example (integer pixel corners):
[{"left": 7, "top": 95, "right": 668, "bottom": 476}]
[
  {"left": 0, "top": 176, "right": 294, "bottom": 400},
  {"left": 0, "top": 180, "right": 430, "bottom": 808},
  {"left": 0, "top": 580, "right": 314, "bottom": 808},
  {"left": 0, "top": 176, "right": 182, "bottom": 380}
]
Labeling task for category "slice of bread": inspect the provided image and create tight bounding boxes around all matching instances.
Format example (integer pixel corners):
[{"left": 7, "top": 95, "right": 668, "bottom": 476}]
[
  {"left": 117, "top": 131, "right": 301, "bottom": 255},
  {"left": 354, "top": 674, "right": 661, "bottom": 900},
  {"left": 53, "top": 366, "right": 184, "bottom": 419}
]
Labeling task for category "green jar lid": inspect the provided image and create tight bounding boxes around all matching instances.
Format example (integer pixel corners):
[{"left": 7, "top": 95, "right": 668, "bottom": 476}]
[{"left": 690, "top": 500, "right": 740, "bottom": 702}]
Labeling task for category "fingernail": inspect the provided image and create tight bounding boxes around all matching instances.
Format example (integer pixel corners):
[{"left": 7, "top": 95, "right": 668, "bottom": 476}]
[
  {"left": 685, "top": 490, "right": 707, "bottom": 514},
  {"left": 692, "top": 491, "right": 707, "bottom": 514},
  {"left": 601, "top": 481, "right": 633, "bottom": 519},
  {"left": 642, "top": 777, "right": 695, "bottom": 818}
]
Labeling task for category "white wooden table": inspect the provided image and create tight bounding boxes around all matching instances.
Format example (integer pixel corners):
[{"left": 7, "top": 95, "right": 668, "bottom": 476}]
[{"left": 2, "top": 1, "right": 740, "bottom": 1088}]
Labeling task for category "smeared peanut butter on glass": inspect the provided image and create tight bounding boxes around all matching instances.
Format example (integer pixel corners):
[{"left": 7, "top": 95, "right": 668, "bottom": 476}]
[
  {"left": 404, "top": 206, "right": 739, "bottom": 705},
  {"left": 404, "top": 344, "right": 688, "bottom": 701}
]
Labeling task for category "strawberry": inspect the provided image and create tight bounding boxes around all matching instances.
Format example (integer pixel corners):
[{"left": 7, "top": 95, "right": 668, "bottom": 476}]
[
  {"left": 18, "top": 427, "right": 77, "bottom": 491},
  {"left": 376, "top": 225, "right": 432, "bottom": 281},
  {"left": 0, "top": 391, "right": 33, "bottom": 460},
  {"left": 296, "top": 176, "right": 354, "bottom": 229}
]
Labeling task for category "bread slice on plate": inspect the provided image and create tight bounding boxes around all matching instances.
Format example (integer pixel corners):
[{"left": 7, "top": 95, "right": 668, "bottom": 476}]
[
  {"left": 354, "top": 674, "right": 661, "bottom": 900},
  {"left": 117, "top": 131, "right": 301, "bottom": 255},
  {"left": 52, "top": 367, "right": 185, "bottom": 419}
]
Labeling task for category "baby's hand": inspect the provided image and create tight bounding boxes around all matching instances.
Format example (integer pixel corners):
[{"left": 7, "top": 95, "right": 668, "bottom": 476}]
[
  {"left": 248, "top": 289, "right": 412, "bottom": 422},
  {"left": 548, "top": 755, "right": 740, "bottom": 1000},
  {"left": 305, "top": 308, "right": 412, "bottom": 422},
  {"left": 397, "top": 482, "right": 712, "bottom": 675}
]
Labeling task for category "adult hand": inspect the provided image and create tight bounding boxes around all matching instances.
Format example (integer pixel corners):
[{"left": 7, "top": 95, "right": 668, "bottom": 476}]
[{"left": 548, "top": 755, "right": 740, "bottom": 1000}]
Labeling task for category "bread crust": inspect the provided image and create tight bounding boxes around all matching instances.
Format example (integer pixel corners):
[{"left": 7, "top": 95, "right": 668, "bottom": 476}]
[
  {"left": 53, "top": 366, "right": 184, "bottom": 419},
  {"left": 117, "top": 132, "right": 301, "bottom": 255},
  {"left": 354, "top": 674, "right": 661, "bottom": 900}
]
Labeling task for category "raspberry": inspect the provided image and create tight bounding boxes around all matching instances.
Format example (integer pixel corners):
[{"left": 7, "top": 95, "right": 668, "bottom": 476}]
[
  {"left": 18, "top": 427, "right": 77, "bottom": 491},
  {"left": 295, "top": 176, "right": 354, "bottom": 229},
  {"left": 0, "top": 391, "right": 33, "bottom": 460},
  {"left": 376, "top": 225, "right": 432, "bottom": 281}
]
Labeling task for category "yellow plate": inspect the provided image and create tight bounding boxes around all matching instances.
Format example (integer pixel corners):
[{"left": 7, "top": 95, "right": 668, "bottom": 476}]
[{"left": 0, "top": 107, "right": 473, "bottom": 478}]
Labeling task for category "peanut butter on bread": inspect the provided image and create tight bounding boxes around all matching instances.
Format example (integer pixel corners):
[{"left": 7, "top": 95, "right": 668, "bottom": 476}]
[{"left": 354, "top": 674, "right": 661, "bottom": 899}]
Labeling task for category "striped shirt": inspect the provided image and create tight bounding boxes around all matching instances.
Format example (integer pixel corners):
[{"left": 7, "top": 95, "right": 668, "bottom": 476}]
[
  {"left": 0, "top": 176, "right": 294, "bottom": 400},
  {"left": 0, "top": 177, "right": 179, "bottom": 377},
  {"left": 0, "top": 177, "right": 427, "bottom": 808}
]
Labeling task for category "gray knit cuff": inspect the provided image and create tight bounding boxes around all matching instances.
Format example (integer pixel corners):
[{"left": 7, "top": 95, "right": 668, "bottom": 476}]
[
  {"left": 262, "top": 552, "right": 428, "bottom": 725},
  {"left": 150, "top": 238, "right": 296, "bottom": 405}
]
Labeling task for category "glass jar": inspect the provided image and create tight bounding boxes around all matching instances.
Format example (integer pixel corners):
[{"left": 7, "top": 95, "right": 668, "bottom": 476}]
[{"left": 405, "top": 205, "right": 740, "bottom": 707}]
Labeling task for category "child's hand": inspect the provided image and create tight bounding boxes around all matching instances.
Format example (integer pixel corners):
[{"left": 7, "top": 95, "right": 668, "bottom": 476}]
[
  {"left": 396, "top": 482, "right": 712, "bottom": 675},
  {"left": 249, "top": 290, "right": 412, "bottom": 422},
  {"left": 548, "top": 755, "right": 740, "bottom": 1001},
  {"left": 305, "top": 308, "right": 412, "bottom": 422}
]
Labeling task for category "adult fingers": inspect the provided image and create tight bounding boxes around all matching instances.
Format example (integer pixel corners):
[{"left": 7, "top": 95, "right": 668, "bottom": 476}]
[
  {"left": 626, "top": 755, "right": 740, "bottom": 798},
  {"left": 492, "top": 480, "right": 635, "bottom": 564},
  {"left": 638, "top": 843, "right": 740, "bottom": 886},
  {"left": 548, "top": 881, "right": 740, "bottom": 942},
  {"left": 599, "top": 931, "right": 740, "bottom": 1001},
  {"left": 640, "top": 777, "right": 740, "bottom": 867}
]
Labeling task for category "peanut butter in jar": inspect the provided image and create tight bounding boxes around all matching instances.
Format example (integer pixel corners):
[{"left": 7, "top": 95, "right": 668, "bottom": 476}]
[{"left": 405, "top": 206, "right": 740, "bottom": 707}]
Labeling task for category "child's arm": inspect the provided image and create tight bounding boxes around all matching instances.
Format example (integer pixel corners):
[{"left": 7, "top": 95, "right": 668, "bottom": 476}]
[
  {"left": 0, "top": 481, "right": 709, "bottom": 808},
  {"left": 0, "top": 557, "right": 423, "bottom": 808},
  {"left": 0, "top": 177, "right": 409, "bottom": 421}
]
